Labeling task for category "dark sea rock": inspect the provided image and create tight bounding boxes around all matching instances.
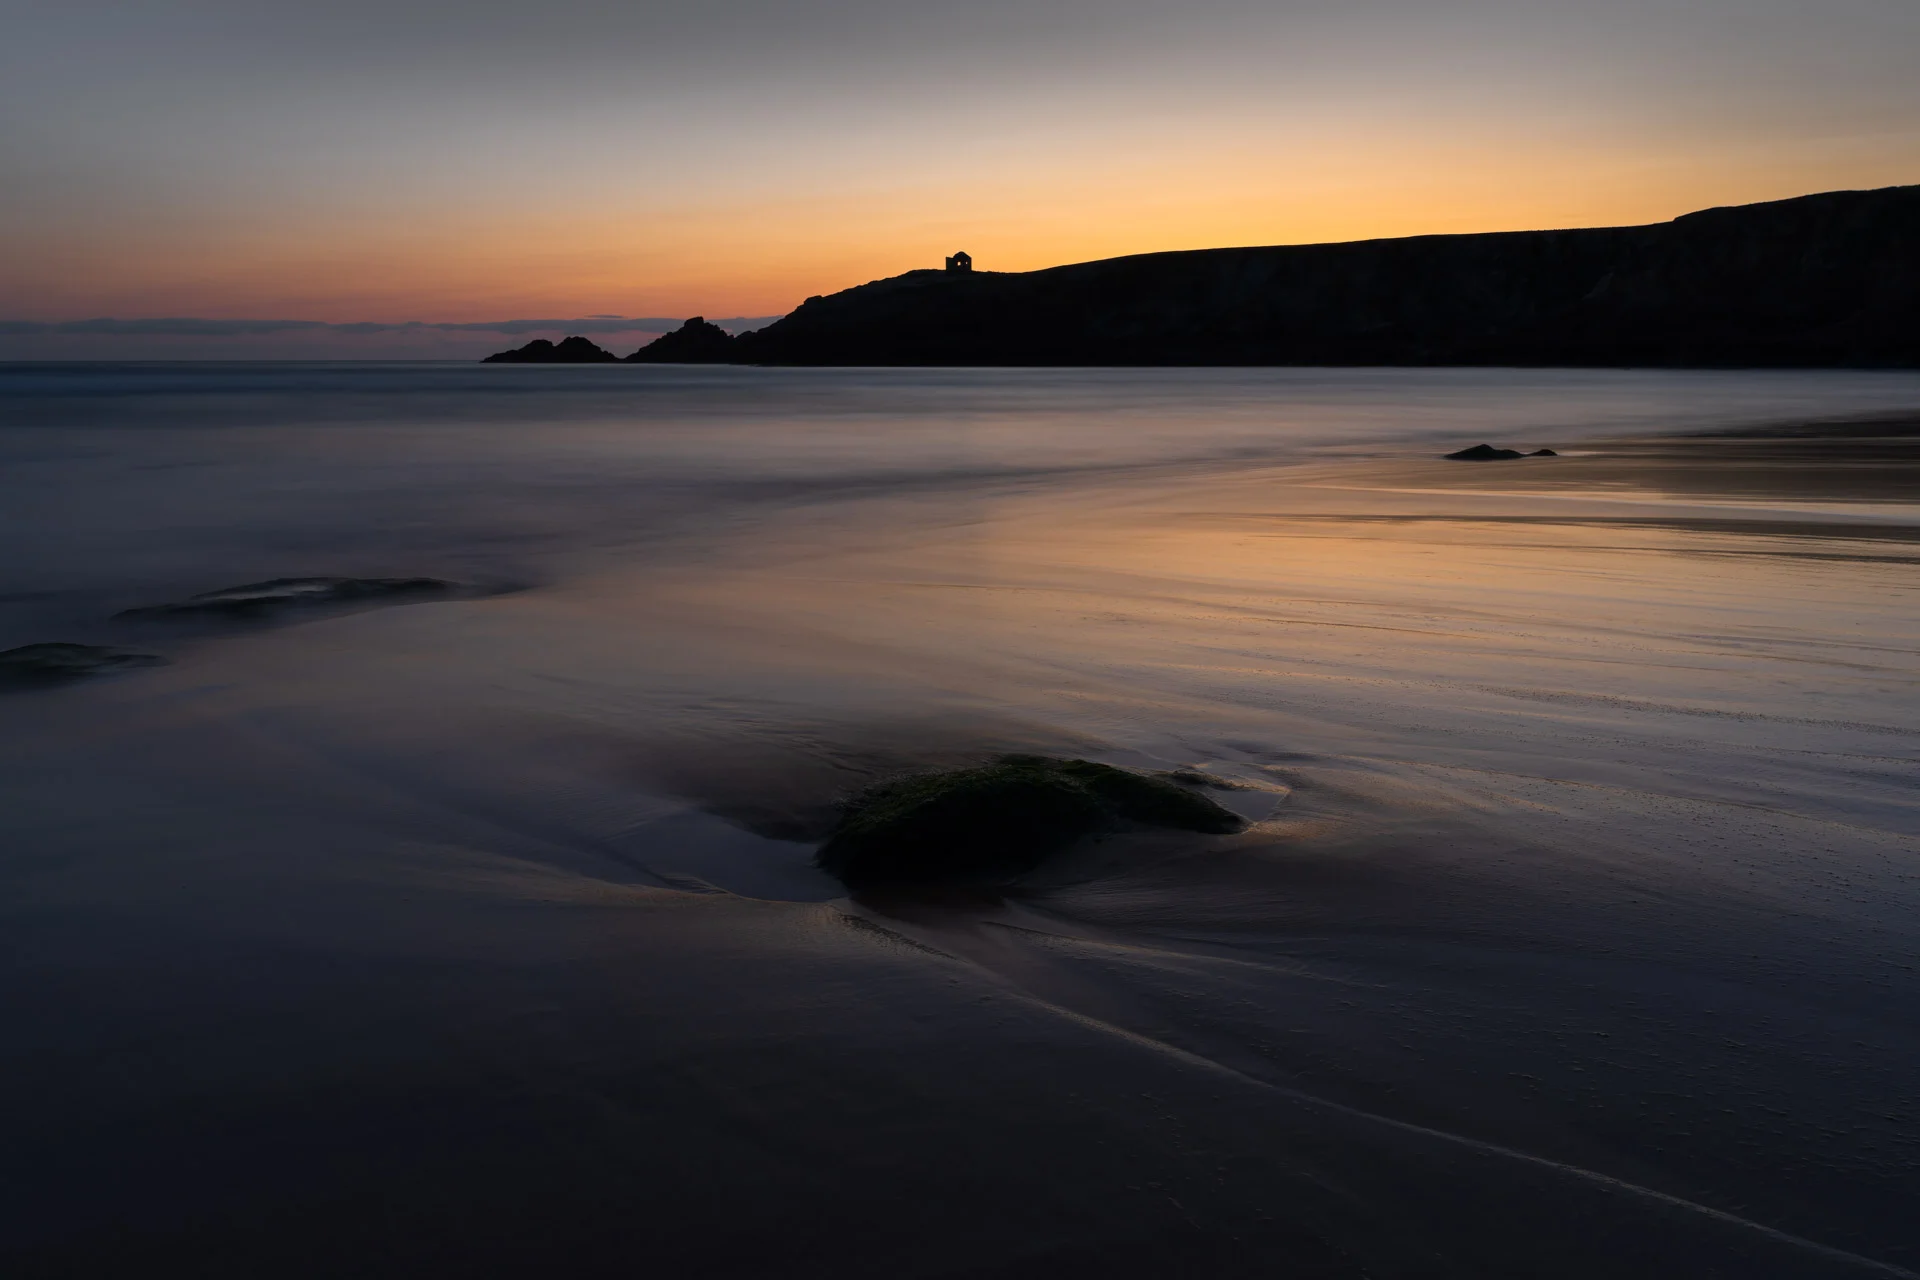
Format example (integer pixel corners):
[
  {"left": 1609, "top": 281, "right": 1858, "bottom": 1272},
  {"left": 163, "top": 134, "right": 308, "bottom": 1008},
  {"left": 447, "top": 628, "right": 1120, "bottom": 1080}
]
[
  {"left": 118, "top": 576, "right": 454, "bottom": 621},
  {"left": 1155, "top": 767, "right": 1252, "bottom": 790},
  {"left": 0, "top": 642, "right": 165, "bottom": 686},
  {"left": 626, "top": 317, "right": 738, "bottom": 363},
  {"left": 730, "top": 185, "right": 1920, "bottom": 368},
  {"left": 815, "top": 754, "right": 1244, "bottom": 888},
  {"left": 1529, "top": 448, "right": 1559, "bottom": 456},
  {"left": 1445, "top": 444, "right": 1527, "bottom": 461},
  {"left": 481, "top": 336, "right": 620, "bottom": 363}
]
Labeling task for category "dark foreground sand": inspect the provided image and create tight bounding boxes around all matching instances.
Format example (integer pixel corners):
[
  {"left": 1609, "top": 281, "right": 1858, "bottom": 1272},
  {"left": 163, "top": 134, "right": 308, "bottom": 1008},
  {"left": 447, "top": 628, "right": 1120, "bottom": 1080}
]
[{"left": 2, "top": 371, "right": 1917, "bottom": 1277}]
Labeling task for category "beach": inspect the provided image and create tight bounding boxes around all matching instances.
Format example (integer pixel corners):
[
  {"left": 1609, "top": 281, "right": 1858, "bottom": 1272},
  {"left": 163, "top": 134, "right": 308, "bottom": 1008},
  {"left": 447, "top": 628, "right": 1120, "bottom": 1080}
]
[{"left": 2, "top": 364, "right": 1918, "bottom": 1276}]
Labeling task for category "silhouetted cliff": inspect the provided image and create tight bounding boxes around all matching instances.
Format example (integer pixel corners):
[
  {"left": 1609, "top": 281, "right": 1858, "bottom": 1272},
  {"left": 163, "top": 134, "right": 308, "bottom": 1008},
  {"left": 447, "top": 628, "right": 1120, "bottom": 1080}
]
[
  {"left": 732, "top": 186, "right": 1919, "bottom": 368},
  {"left": 482, "top": 336, "right": 619, "bottom": 363},
  {"left": 625, "top": 317, "right": 737, "bottom": 363}
]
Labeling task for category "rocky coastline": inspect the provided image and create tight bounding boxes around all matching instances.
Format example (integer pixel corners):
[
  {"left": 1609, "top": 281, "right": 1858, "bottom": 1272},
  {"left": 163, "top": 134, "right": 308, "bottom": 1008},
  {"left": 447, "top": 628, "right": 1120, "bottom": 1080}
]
[{"left": 484, "top": 185, "right": 1920, "bottom": 368}]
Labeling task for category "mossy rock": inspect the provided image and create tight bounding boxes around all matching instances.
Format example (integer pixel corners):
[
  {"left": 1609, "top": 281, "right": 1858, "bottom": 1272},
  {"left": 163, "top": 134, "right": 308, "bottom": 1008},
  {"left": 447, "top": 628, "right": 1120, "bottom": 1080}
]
[{"left": 815, "top": 754, "right": 1244, "bottom": 887}]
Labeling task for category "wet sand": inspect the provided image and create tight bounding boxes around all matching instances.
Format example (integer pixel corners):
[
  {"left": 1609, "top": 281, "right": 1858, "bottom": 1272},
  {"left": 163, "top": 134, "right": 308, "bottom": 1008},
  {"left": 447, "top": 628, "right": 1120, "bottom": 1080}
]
[{"left": 2, "top": 369, "right": 1918, "bottom": 1277}]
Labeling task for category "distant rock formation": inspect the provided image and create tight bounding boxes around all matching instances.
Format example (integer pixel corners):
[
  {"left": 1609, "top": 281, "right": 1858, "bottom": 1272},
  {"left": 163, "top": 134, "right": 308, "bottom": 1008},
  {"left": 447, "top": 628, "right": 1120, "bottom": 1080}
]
[
  {"left": 625, "top": 317, "right": 738, "bottom": 363},
  {"left": 1443, "top": 444, "right": 1560, "bottom": 460},
  {"left": 482, "top": 335, "right": 620, "bottom": 363},
  {"left": 728, "top": 185, "right": 1920, "bottom": 368}
]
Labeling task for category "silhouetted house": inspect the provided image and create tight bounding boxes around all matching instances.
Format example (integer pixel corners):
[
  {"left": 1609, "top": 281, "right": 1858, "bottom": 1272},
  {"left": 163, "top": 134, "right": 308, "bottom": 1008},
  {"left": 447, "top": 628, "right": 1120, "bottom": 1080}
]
[{"left": 945, "top": 251, "right": 972, "bottom": 274}]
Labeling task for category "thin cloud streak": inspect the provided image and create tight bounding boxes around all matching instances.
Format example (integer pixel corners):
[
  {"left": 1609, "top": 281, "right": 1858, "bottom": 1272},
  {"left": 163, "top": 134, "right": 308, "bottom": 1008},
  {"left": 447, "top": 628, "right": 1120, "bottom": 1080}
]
[{"left": 0, "top": 316, "right": 782, "bottom": 337}]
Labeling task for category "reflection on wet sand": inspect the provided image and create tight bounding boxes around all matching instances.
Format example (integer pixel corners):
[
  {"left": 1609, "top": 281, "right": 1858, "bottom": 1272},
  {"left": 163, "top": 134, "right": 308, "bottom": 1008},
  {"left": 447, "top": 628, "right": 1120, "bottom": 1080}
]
[
  {"left": 3, "top": 372, "right": 1918, "bottom": 1278},
  {"left": 1373, "top": 411, "right": 1920, "bottom": 504}
]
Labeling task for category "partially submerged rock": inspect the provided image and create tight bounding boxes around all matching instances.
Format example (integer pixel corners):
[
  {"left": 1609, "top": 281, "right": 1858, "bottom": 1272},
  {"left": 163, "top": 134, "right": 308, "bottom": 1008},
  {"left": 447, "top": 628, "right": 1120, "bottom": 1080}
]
[
  {"left": 1155, "top": 767, "right": 1252, "bottom": 790},
  {"left": 0, "top": 642, "right": 165, "bottom": 686},
  {"left": 118, "top": 576, "right": 454, "bottom": 621},
  {"left": 815, "top": 754, "right": 1244, "bottom": 887},
  {"left": 1444, "top": 443, "right": 1558, "bottom": 461}
]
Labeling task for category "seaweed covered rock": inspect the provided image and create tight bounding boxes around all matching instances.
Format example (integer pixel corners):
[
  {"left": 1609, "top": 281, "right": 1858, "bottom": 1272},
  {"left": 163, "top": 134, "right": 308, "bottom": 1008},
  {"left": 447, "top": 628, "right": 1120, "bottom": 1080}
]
[
  {"left": 118, "top": 576, "right": 453, "bottom": 621},
  {"left": 815, "top": 754, "right": 1244, "bottom": 887},
  {"left": 0, "top": 642, "right": 165, "bottom": 687}
]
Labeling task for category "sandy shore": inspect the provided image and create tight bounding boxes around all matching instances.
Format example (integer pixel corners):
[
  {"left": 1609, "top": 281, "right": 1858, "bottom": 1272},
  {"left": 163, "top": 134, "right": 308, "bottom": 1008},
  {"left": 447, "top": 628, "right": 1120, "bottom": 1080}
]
[{"left": 3, "top": 371, "right": 1917, "bottom": 1277}]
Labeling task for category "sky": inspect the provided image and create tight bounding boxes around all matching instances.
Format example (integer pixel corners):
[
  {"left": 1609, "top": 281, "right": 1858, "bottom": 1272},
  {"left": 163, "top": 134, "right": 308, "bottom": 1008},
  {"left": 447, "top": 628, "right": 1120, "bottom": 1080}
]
[{"left": 2, "top": 0, "right": 1916, "bottom": 357}]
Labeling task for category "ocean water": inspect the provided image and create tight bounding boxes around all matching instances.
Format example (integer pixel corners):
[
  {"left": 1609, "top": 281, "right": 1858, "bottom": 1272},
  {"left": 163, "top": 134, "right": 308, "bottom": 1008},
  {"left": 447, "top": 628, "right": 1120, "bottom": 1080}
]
[{"left": 4, "top": 362, "right": 1919, "bottom": 1277}]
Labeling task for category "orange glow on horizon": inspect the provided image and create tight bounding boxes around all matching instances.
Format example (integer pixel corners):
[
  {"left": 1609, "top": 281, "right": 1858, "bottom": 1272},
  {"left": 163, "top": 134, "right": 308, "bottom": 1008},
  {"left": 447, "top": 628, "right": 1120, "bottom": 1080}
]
[{"left": 6, "top": 128, "right": 1914, "bottom": 324}]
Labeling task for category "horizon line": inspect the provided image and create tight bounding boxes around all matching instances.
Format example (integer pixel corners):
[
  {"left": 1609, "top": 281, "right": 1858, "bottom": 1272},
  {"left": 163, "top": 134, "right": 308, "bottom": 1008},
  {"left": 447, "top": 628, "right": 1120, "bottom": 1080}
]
[{"left": 0, "top": 315, "right": 785, "bottom": 338}]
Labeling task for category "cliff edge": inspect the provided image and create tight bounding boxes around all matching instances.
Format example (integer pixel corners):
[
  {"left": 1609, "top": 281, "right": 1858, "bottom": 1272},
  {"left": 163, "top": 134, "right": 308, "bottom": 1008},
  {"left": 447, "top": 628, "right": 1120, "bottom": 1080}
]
[{"left": 731, "top": 186, "right": 1919, "bottom": 367}]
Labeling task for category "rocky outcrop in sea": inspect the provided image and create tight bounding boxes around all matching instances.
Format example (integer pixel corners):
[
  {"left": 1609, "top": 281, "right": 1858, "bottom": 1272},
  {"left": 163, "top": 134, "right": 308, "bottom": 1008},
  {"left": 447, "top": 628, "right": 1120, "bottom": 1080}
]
[
  {"left": 625, "top": 317, "right": 738, "bottom": 363},
  {"left": 482, "top": 336, "right": 620, "bottom": 363}
]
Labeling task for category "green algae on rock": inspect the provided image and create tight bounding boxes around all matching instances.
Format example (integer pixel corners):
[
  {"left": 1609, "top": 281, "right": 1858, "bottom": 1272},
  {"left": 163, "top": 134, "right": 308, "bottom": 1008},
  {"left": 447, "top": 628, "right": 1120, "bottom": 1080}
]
[{"left": 815, "top": 754, "right": 1244, "bottom": 887}]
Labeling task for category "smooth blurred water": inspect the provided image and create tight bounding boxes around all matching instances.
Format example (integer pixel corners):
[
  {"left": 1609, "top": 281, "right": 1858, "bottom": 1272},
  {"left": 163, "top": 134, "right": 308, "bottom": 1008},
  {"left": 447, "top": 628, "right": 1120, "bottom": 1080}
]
[
  {"left": 5, "top": 361, "right": 1920, "bottom": 1278},
  {"left": 6, "top": 362, "right": 1920, "bottom": 641}
]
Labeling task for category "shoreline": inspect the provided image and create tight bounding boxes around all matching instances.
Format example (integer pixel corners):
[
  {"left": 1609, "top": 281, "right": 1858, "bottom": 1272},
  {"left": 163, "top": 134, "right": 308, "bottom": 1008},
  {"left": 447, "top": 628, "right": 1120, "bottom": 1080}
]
[{"left": 2, "top": 366, "right": 1917, "bottom": 1277}]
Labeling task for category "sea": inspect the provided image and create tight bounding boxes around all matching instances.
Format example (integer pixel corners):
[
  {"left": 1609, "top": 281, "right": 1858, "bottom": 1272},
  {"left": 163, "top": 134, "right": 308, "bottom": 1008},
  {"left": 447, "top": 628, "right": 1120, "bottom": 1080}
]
[{"left": 4, "top": 361, "right": 1919, "bottom": 1277}]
